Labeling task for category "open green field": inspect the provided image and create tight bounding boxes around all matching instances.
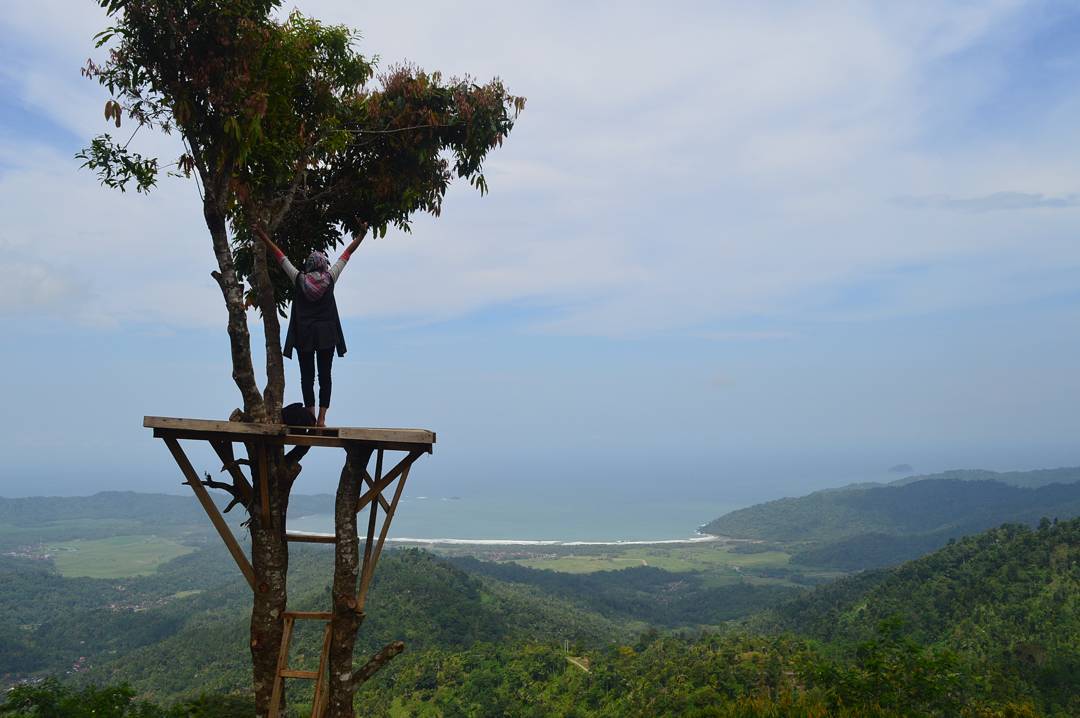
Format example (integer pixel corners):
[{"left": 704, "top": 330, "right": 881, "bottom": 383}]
[
  {"left": 0, "top": 518, "right": 151, "bottom": 550},
  {"left": 512, "top": 543, "right": 792, "bottom": 575},
  {"left": 44, "top": 535, "right": 196, "bottom": 578}
]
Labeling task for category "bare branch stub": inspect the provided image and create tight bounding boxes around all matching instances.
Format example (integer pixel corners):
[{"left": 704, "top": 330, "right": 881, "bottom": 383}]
[{"left": 346, "top": 641, "right": 406, "bottom": 692}]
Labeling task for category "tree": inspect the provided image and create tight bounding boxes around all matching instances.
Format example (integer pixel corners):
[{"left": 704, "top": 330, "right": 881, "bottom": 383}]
[{"left": 80, "top": 2, "right": 523, "bottom": 715}]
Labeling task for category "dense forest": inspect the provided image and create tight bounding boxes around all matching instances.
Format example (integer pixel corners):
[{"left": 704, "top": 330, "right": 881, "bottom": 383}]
[
  {"left": 3, "top": 487, "right": 1078, "bottom": 715},
  {"left": 891, "top": 467, "right": 1080, "bottom": 489},
  {"left": 702, "top": 473, "right": 1080, "bottom": 570}
]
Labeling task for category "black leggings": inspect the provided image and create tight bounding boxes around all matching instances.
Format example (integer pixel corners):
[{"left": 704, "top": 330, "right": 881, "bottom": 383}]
[{"left": 297, "top": 349, "right": 334, "bottom": 408}]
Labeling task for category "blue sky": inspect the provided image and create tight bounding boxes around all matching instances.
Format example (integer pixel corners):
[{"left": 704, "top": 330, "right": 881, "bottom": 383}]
[{"left": 3, "top": 1, "right": 1080, "bottom": 506}]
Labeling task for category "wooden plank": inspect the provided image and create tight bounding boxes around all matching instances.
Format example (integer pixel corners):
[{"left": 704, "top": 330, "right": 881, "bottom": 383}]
[
  {"left": 288, "top": 434, "right": 433, "bottom": 453},
  {"left": 336, "top": 427, "right": 435, "bottom": 444},
  {"left": 285, "top": 532, "right": 336, "bottom": 544},
  {"left": 311, "top": 623, "right": 332, "bottom": 718},
  {"left": 154, "top": 428, "right": 276, "bottom": 445},
  {"left": 148, "top": 417, "right": 434, "bottom": 451},
  {"left": 357, "top": 450, "right": 382, "bottom": 608},
  {"left": 279, "top": 669, "right": 319, "bottom": 679},
  {"left": 370, "top": 463, "right": 411, "bottom": 579},
  {"left": 268, "top": 616, "right": 295, "bottom": 718},
  {"left": 283, "top": 611, "right": 332, "bottom": 621},
  {"left": 258, "top": 442, "right": 271, "bottom": 527},
  {"left": 145, "top": 416, "right": 284, "bottom": 436},
  {"left": 359, "top": 461, "right": 411, "bottom": 612},
  {"left": 162, "top": 437, "right": 255, "bottom": 591},
  {"left": 355, "top": 450, "right": 423, "bottom": 513}
]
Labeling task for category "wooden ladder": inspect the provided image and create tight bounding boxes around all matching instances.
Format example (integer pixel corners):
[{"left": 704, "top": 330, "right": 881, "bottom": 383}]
[{"left": 269, "top": 611, "right": 333, "bottom": 718}]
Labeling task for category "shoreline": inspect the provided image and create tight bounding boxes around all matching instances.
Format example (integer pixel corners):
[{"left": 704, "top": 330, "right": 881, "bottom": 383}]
[{"left": 286, "top": 528, "right": 726, "bottom": 547}]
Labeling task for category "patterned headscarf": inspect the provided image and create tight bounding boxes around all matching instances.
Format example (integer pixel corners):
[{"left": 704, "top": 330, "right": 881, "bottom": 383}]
[{"left": 299, "top": 251, "right": 332, "bottom": 301}]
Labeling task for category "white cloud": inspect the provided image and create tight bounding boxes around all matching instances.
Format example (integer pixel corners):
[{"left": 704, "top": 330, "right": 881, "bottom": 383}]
[{"left": 1, "top": 1, "right": 1078, "bottom": 336}]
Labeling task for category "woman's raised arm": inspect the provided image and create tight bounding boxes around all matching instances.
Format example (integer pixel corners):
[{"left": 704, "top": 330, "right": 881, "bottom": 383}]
[
  {"left": 330, "top": 223, "right": 368, "bottom": 281},
  {"left": 252, "top": 223, "right": 298, "bottom": 282},
  {"left": 251, "top": 223, "right": 285, "bottom": 260}
]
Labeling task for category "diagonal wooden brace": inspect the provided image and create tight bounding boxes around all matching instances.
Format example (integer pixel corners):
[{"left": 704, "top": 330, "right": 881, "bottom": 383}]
[
  {"left": 357, "top": 460, "right": 412, "bottom": 612},
  {"left": 354, "top": 449, "right": 423, "bottom": 513},
  {"left": 361, "top": 470, "right": 391, "bottom": 512},
  {"left": 162, "top": 436, "right": 255, "bottom": 590}
]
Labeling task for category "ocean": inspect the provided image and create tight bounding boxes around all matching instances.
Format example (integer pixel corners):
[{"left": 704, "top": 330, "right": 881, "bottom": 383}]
[{"left": 287, "top": 493, "right": 741, "bottom": 544}]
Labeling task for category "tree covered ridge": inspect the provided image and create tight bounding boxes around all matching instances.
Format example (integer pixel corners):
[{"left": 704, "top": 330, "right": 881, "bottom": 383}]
[
  {"left": 3, "top": 518, "right": 1078, "bottom": 715},
  {"left": 699, "top": 474, "right": 1080, "bottom": 570},
  {"left": 703, "top": 478, "right": 1080, "bottom": 543},
  {"left": 758, "top": 517, "right": 1080, "bottom": 711}
]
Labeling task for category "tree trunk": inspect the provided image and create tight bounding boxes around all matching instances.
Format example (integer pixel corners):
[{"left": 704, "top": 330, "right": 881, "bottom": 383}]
[
  {"left": 201, "top": 187, "right": 292, "bottom": 715},
  {"left": 249, "top": 449, "right": 292, "bottom": 717},
  {"left": 326, "top": 446, "right": 372, "bottom": 718},
  {"left": 252, "top": 242, "right": 285, "bottom": 416},
  {"left": 203, "top": 195, "right": 267, "bottom": 423}
]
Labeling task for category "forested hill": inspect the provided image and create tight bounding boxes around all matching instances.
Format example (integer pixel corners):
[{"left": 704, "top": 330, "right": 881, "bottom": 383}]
[
  {"left": 757, "top": 517, "right": 1080, "bottom": 708},
  {"left": 0, "top": 492, "right": 334, "bottom": 525},
  {"left": 0, "top": 545, "right": 631, "bottom": 696},
  {"left": 0, "top": 492, "right": 333, "bottom": 549},
  {"left": 701, "top": 477, "right": 1080, "bottom": 570},
  {"left": 891, "top": 466, "right": 1080, "bottom": 489}
]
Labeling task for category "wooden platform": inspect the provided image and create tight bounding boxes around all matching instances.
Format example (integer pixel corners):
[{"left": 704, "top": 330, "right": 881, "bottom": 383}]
[
  {"left": 146, "top": 414, "right": 430, "bottom": 718},
  {"left": 144, "top": 416, "right": 435, "bottom": 453}
]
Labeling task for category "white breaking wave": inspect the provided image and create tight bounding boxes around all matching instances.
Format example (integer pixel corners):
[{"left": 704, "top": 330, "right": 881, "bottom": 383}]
[
  {"left": 286, "top": 527, "right": 728, "bottom": 546},
  {"left": 383, "top": 533, "right": 724, "bottom": 547}
]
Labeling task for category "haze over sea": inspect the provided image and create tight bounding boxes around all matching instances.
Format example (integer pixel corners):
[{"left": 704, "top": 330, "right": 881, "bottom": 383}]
[
  {"left": 289, "top": 495, "right": 741, "bottom": 544},
  {"left": 283, "top": 448, "right": 1078, "bottom": 543}
]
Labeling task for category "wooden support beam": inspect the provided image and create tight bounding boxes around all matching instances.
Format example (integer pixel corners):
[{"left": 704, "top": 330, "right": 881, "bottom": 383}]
[
  {"left": 285, "top": 532, "right": 336, "bottom": 544},
  {"left": 283, "top": 611, "right": 332, "bottom": 621},
  {"left": 370, "top": 463, "right": 411, "bottom": 579},
  {"left": 273, "top": 434, "right": 432, "bottom": 453},
  {"left": 147, "top": 416, "right": 434, "bottom": 452},
  {"left": 355, "top": 450, "right": 423, "bottom": 513},
  {"left": 146, "top": 415, "right": 284, "bottom": 436},
  {"left": 361, "top": 470, "right": 391, "bottom": 512},
  {"left": 311, "top": 623, "right": 332, "bottom": 718},
  {"left": 268, "top": 615, "right": 295, "bottom": 718},
  {"left": 279, "top": 669, "right": 319, "bottom": 679},
  {"left": 162, "top": 437, "right": 255, "bottom": 591},
  {"left": 357, "top": 450, "right": 382, "bottom": 608},
  {"left": 358, "top": 461, "right": 412, "bottom": 612}
]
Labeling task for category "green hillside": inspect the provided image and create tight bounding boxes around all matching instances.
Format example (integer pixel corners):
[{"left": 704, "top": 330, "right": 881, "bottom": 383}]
[
  {"left": 3, "top": 517, "right": 1079, "bottom": 715},
  {"left": 0, "top": 544, "right": 632, "bottom": 699},
  {"left": 449, "top": 557, "right": 801, "bottom": 627},
  {"left": 0, "top": 492, "right": 333, "bottom": 552},
  {"left": 701, "top": 478, "right": 1080, "bottom": 570},
  {"left": 892, "top": 466, "right": 1080, "bottom": 489},
  {"left": 356, "top": 517, "right": 1080, "bottom": 717},
  {"left": 760, "top": 518, "right": 1080, "bottom": 709}
]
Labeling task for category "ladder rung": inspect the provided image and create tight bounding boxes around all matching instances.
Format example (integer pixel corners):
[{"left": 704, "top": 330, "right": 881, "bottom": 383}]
[
  {"left": 286, "top": 531, "right": 337, "bottom": 544},
  {"left": 284, "top": 611, "right": 332, "bottom": 620},
  {"left": 279, "top": 669, "right": 319, "bottom": 679}
]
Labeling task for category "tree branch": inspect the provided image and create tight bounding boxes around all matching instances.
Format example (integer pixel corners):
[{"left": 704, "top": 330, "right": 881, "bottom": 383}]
[
  {"left": 251, "top": 244, "right": 285, "bottom": 416},
  {"left": 345, "top": 641, "right": 406, "bottom": 692},
  {"left": 200, "top": 471, "right": 251, "bottom": 514}
]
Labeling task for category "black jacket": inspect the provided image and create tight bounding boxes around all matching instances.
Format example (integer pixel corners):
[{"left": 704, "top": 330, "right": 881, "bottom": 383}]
[{"left": 283, "top": 275, "right": 347, "bottom": 358}]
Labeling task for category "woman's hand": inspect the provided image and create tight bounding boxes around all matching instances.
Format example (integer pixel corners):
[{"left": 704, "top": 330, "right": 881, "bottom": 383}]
[
  {"left": 346, "top": 222, "right": 369, "bottom": 254},
  {"left": 250, "top": 221, "right": 284, "bottom": 258},
  {"left": 251, "top": 222, "right": 270, "bottom": 244}
]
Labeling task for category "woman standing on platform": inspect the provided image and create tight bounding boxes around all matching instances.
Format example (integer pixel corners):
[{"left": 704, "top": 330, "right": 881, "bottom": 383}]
[{"left": 252, "top": 222, "right": 367, "bottom": 427}]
